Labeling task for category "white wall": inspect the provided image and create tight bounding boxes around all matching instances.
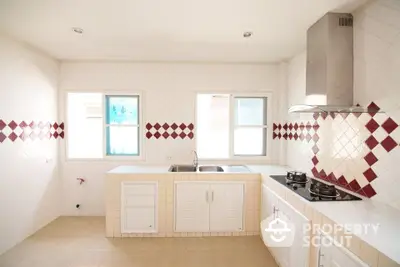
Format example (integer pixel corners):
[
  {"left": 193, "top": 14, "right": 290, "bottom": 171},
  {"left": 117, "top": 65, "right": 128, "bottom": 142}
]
[
  {"left": 59, "top": 61, "right": 285, "bottom": 215},
  {"left": 0, "top": 35, "right": 60, "bottom": 254},
  {"left": 284, "top": 0, "right": 400, "bottom": 209}
]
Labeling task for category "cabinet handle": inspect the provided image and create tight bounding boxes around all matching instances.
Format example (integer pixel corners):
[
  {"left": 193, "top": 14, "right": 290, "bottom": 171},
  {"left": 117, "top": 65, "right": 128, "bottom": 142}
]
[{"left": 211, "top": 191, "right": 214, "bottom": 202}]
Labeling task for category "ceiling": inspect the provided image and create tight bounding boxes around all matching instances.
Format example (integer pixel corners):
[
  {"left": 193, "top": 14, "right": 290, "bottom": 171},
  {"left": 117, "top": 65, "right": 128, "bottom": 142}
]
[{"left": 0, "top": 0, "right": 367, "bottom": 63}]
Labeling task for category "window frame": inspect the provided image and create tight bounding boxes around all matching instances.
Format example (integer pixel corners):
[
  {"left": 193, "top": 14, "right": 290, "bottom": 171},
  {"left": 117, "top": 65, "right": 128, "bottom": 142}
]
[
  {"left": 65, "top": 91, "right": 145, "bottom": 161},
  {"left": 195, "top": 92, "right": 272, "bottom": 161}
]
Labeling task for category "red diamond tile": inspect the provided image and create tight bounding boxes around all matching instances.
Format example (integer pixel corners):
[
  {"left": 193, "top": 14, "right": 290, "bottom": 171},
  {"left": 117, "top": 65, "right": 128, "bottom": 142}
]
[
  {"left": 278, "top": 133, "right": 282, "bottom": 139},
  {"left": 294, "top": 133, "right": 299, "bottom": 140},
  {"left": 312, "top": 144, "right": 319, "bottom": 154},
  {"left": 0, "top": 132, "right": 6, "bottom": 143},
  {"left": 381, "top": 136, "right": 398, "bottom": 152},
  {"left": 313, "top": 113, "right": 319, "bottom": 120},
  {"left": 154, "top": 123, "right": 161, "bottom": 130},
  {"left": 145, "top": 132, "right": 152, "bottom": 139},
  {"left": 294, "top": 123, "right": 299, "bottom": 131},
  {"left": 329, "top": 112, "right": 336, "bottom": 119},
  {"left": 327, "top": 173, "right": 337, "bottom": 183},
  {"left": 368, "top": 102, "right": 380, "bottom": 117},
  {"left": 282, "top": 133, "right": 288, "bottom": 140},
  {"left": 361, "top": 184, "right": 376, "bottom": 198},
  {"left": 29, "top": 121, "right": 36, "bottom": 129},
  {"left": 340, "top": 113, "right": 349, "bottom": 119},
  {"left": 162, "top": 132, "right": 169, "bottom": 139},
  {"left": 288, "top": 123, "right": 293, "bottom": 131},
  {"left": 381, "top": 118, "right": 398, "bottom": 134},
  {"left": 146, "top": 123, "right": 152, "bottom": 130},
  {"left": 8, "top": 120, "right": 18, "bottom": 130},
  {"left": 179, "top": 123, "right": 187, "bottom": 130},
  {"left": 273, "top": 123, "right": 278, "bottom": 131},
  {"left": 311, "top": 167, "right": 319, "bottom": 178},
  {"left": 283, "top": 123, "right": 288, "bottom": 131},
  {"left": 278, "top": 124, "right": 282, "bottom": 130},
  {"left": 288, "top": 133, "right": 293, "bottom": 140},
  {"left": 337, "top": 176, "right": 348, "bottom": 186},
  {"left": 364, "top": 152, "right": 378, "bottom": 166},
  {"left": 363, "top": 168, "right": 377, "bottom": 182},
  {"left": 313, "top": 122, "right": 320, "bottom": 131},
  {"left": 312, "top": 133, "right": 319, "bottom": 142},
  {"left": 299, "top": 133, "right": 305, "bottom": 141},
  {"left": 188, "top": 123, "right": 194, "bottom": 130},
  {"left": 299, "top": 123, "right": 305, "bottom": 130},
  {"left": 348, "top": 180, "right": 361, "bottom": 192},
  {"left": 154, "top": 131, "right": 161, "bottom": 139},
  {"left": 19, "top": 121, "right": 27, "bottom": 128},
  {"left": 179, "top": 132, "right": 186, "bottom": 139},
  {"left": 0, "top": 120, "right": 6, "bottom": 131},
  {"left": 171, "top": 123, "right": 178, "bottom": 130},
  {"left": 365, "top": 135, "right": 379, "bottom": 150},
  {"left": 188, "top": 132, "right": 194, "bottom": 139},
  {"left": 59, "top": 132, "right": 64, "bottom": 139},
  {"left": 273, "top": 132, "right": 278, "bottom": 139},
  {"left": 311, "top": 156, "right": 319, "bottom": 165},
  {"left": 8, "top": 132, "right": 18, "bottom": 142},
  {"left": 306, "top": 122, "right": 312, "bottom": 131},
  {"left": 19, "top": 132, "right": 27, "bottom": 141},
  {"left": 52, "top": 122, "right": 58, "bottom": 130},
  {"left": 171, "top": 132, "right": 178, "bottom": 139},
  {"left": 162, "top": 123, "right": 169, "bottom": 130},
  {"left": 321, "top": 112, "right": 328, "bottom": 120},
  {"left": 59, "top": 122, "right": 65, "bottom": 130},
  {"left": 53, "top": 132, "right": 59, "bottom": 139},
  {"left": 319, "top": 170, "right": 327, "bottom": 179},
  {"left": 352, "top": 112, "right": 361, "bottom": 118},
  {"left": 306, "top": 134, "right": 312, "bottom": 142},
  {"left": 365, "top": 119, "right": 379, "bottom": 133}
]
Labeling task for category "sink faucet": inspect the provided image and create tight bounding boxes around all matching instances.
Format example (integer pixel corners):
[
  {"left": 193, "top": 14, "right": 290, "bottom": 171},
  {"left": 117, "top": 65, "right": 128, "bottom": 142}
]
[{"left": 192, "top": 150, "right": 199, "bottom": 169}]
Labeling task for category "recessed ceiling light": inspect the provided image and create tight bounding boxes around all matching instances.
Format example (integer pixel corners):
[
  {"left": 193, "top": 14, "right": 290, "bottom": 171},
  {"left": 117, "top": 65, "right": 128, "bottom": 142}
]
[
  {"left": 72, "top": 27, "right": 84, "bottom": 34},
  {"left": 243, "top": 31, "right": 253, "bottom": 38}
]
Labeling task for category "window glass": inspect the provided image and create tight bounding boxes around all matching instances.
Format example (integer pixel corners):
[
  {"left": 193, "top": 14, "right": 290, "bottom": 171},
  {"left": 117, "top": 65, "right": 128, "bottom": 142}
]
[
  {"left": 106, "top": 126, "right": 139, "bottom": 155},
  {"left": 234, "top": 97, "right": 266, "bottom": 126},
  {"left": 106, "top": 96, "right": 139, "bottom": 125},
  {"left": 234, "top": 128, "right": 266, "bottom": 155}
]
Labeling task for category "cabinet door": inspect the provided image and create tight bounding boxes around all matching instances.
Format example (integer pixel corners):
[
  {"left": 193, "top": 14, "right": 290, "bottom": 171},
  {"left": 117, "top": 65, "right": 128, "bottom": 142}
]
[
  {"left": 319, "top": 234, "right": 368, "bottom": 267},
  {"left": 209, "top": 183, "right": 244, "bottom": 232},
  {"left": 124, "top": 207, "right": 155, "bottom": 232},
  {"left": 175, "top": 183, "right": 210, "bottom": 232}
]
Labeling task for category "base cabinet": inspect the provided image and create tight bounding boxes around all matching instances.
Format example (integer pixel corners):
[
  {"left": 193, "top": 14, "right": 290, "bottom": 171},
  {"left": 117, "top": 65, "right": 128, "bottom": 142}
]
[
  {"left": 175, "top": 182, "right": 244, "bottom": 232},
  {"left": 121, "top": 182, "right": 157, "bottom": 233}
]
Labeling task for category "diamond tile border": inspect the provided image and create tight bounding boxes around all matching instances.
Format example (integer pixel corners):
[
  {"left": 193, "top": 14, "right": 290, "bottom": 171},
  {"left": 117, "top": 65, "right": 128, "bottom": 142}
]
[
  {"left": 0, "top": 119, "right": 64, "bottom": 143},
  {"left": 275, "top": 102, "right": 400, "bottom": 198},
  {"left": 146, "top": 123, "right": 194, "bottom": 139}
]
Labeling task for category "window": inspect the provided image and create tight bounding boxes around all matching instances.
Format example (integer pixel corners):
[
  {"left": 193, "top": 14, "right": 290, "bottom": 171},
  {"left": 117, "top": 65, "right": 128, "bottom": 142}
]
[
  {"left": 67, "top": 93, "right": 141, "bottom": 159},
  {"left": 196, "top": 94, "right": 269, "bottom": 159}
]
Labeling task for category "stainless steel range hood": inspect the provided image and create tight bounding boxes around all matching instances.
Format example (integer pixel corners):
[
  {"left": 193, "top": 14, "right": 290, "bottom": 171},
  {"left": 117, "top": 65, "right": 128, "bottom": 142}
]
[{"left": 289, "top": 13, "right": 381, "bottom": 114}]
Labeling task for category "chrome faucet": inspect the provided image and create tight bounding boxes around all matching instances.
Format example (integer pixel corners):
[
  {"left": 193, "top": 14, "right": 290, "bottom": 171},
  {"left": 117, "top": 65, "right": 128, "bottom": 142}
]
[{"left": 192, "top": 150, "right": 199, "bottom": 169}]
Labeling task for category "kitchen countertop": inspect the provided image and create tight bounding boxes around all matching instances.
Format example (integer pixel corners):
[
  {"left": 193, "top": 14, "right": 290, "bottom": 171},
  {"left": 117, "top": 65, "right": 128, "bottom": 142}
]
[
  {"left": 107, "top": 164, "right": 400, "bottom": 263},
  {"left": 107, "top": 164, "right": 292, "bottom": 174}
]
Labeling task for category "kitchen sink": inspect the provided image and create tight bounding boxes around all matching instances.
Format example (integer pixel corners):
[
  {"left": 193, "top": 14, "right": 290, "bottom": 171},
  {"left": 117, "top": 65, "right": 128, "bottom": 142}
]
[
  {"left": 168, "top": 165, "right": 197, "bottom": 172},
  {"left": 198, "top": 166, "right": 224, "bottom": 172},
  {"left": 168, "top": 165, "right": 224, "bottom": 172}
]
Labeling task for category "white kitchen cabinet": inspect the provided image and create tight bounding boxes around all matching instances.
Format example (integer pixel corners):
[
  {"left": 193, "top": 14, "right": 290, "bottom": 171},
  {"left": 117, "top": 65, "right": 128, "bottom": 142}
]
[
  {"left": 261, "top": 185, "right": 310, "bottom": 267},
  {"left": 121, "top": 182, "right": 157, "bottom": 233},
  {"left": 175, "top": 183, "right": 210, "bottom": 232},
  {"left": 175, "top": 182, "right": 244, "bottom": 232},
  {"left": 209, "top": 183, "right": 244, "bottom": 232},
  {"left": 318, "top": 232, "right": 368, "bottom": 267}
]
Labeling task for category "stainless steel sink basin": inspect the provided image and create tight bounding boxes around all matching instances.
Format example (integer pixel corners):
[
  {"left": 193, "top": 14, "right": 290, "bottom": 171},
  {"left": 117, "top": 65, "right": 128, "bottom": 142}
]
[
  {"left": 198, "top": 166, "right": 224, "bottom": 172},
  {"left": 168, "top": 165, "right": 197, "bottom": 172}
]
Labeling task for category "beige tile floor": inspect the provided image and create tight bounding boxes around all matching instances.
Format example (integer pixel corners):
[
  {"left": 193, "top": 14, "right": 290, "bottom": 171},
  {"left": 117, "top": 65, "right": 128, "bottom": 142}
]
[{"left": 0, "top": 217, "right": 278, "bottom": 267}]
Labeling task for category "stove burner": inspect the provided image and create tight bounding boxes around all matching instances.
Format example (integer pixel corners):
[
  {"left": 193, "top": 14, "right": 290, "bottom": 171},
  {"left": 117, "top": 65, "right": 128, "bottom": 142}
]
[
  {"left": 309, "top": 183, "right": 340, "bottom": 198},
  {"left": 286, "top": 171, "right": 308, "bottom": 184}
]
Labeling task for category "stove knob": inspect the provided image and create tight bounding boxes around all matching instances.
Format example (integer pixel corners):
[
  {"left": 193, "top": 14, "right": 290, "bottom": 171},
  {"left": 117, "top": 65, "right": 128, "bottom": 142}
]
[{"left": 292, "top": 184, "right": 298, "bottom": 190}]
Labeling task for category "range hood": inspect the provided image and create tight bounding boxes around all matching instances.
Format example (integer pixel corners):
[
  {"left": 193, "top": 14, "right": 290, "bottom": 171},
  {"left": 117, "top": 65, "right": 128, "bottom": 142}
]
[{"left": 289, "top": 13, "right": 380, "bottom": 114}]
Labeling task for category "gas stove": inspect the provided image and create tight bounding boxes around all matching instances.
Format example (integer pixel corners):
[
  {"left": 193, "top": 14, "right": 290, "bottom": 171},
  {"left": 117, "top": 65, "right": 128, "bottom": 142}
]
[{"left": 269, "top": 172, "right": 362, "bottom": 202}]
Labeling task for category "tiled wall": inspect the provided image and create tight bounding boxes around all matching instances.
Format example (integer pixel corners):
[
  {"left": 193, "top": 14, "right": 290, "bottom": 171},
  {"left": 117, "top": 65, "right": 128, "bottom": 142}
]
[
  {"left": 145, "top": 123, "right": 194, "bottom": 139},
  {"left": 0, "top": 120, "right": 65, "bottom": 142},
  {"left": 284, "top": 0, "right": 400, "bottom": 209},
  {"left": 105, "top": 173, "right": 261, "bottom": 237}
]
